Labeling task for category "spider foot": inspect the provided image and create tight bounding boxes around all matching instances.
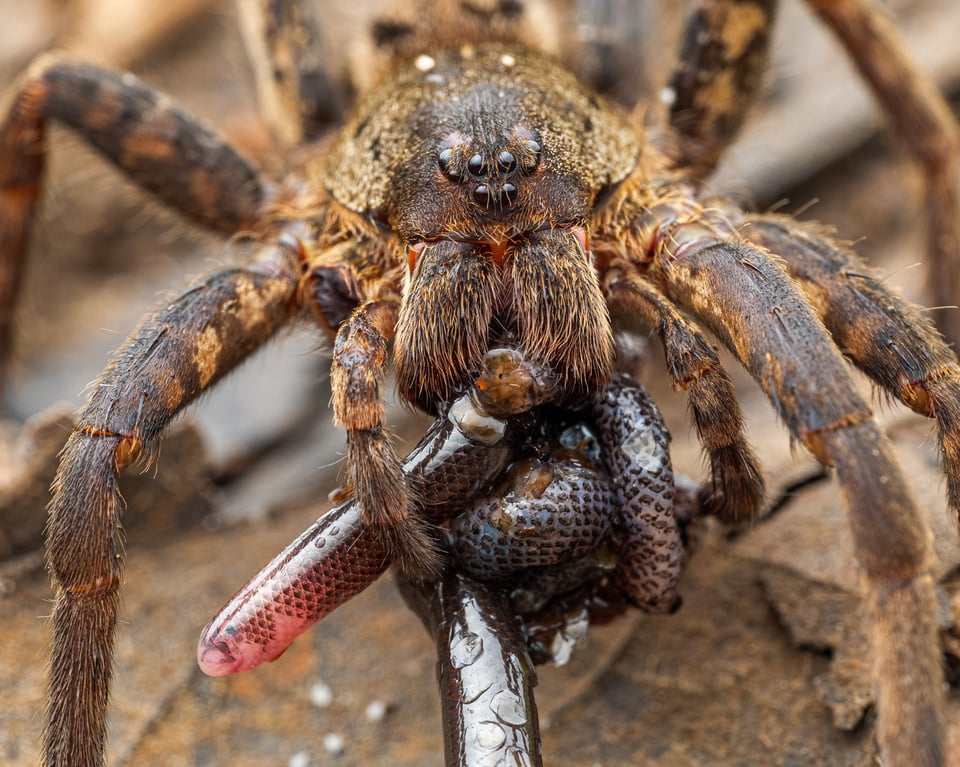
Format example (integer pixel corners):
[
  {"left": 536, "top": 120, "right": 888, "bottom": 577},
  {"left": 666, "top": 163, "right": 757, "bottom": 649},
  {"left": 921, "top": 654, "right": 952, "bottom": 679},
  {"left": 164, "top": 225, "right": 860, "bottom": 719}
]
[
  {"left": 348, "top": 427, "right": 443, "bottom": 579},
  {"left": 379, "top": 510, "right": 443, "bottom": 581},
  {"left": 699, "top": 441, "right": 766, "bottom": 523},
  {"left": 374, "top": 507, "right": 444, "bottom": 581}
]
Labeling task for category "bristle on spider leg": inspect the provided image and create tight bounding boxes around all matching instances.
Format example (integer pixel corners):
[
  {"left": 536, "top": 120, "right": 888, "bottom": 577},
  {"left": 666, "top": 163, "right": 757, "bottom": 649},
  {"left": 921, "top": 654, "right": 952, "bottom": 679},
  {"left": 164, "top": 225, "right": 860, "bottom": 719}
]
[
  {"left": 602, "top": 267, "right": 765, "bottom": 522},
  {"left": 654, "top": 217, "right": 947, "bottom": 765},
  {"left": 744, "top": 214, "right": 960, "bottom": 529},
  {"left": 348, "top": 427, "right": 443, "bottom": 579}
]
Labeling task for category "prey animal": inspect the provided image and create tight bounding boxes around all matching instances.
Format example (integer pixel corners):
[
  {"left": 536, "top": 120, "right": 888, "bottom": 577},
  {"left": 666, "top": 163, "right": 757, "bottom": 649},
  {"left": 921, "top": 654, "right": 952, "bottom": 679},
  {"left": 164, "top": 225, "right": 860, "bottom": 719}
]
[
  {"left": 1, "top": 0, "right": 959, "bottom": 765},
  {"left": 200, "top": 347, "right": 696, "bottom": 765}
]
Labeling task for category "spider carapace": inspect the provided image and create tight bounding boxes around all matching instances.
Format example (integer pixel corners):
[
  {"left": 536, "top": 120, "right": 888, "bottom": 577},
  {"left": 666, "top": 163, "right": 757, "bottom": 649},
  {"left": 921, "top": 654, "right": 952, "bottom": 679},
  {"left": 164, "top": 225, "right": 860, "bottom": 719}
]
[{"left": 317, "top": 42, "right": 635, "bottom": 412}]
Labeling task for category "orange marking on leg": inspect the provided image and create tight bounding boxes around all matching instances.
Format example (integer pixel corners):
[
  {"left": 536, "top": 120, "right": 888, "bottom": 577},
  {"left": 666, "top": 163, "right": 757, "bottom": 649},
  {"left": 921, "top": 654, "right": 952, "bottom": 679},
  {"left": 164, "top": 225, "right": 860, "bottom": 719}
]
[
  {"left": 64, "top": 573, "right": 120, "bottom": 599},
  {"left": 0, "top": 179, "right": 41, "bottom": 199},
  {"left": 76, "top": 425, "right": 143, "bottom": 470},
  {"left": 15, "top": 75, "right": 50, "bottom": 120},
  {"left": 719, "top": 4, "right": 768, "bottom": 59},
  {"left": 232, "top": 274, "right": 284, "bottom": 331},
  {"left": 801, "top": 411, "right": 873, "bottom": 466},
  {"left": 899, "top": 365, "right": 960, "bottom": 417},
  {"left": 189, "top": 170, "right": 221, "bottom": 211},
  {"left": 120, "top": 108, "right": 179, "bottom": 164},
  {"left": 195, "top": 325, "right": 223, "bottom": 387},
  {"left": 115, "top": 435, "right": 142, "bottom": 471},
  {"left": 163, "top": 375, "right": 186, "bottom": 410},
  {"left": 121, "top": 132, "right": 175, "bottom": 163}
]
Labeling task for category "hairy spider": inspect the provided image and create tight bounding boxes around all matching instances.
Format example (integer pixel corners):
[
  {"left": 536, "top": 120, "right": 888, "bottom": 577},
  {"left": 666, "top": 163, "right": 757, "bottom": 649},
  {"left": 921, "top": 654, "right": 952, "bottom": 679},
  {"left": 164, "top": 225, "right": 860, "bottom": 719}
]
[{"left": 1, "top": 1, "right": 959, "bottom": 766}]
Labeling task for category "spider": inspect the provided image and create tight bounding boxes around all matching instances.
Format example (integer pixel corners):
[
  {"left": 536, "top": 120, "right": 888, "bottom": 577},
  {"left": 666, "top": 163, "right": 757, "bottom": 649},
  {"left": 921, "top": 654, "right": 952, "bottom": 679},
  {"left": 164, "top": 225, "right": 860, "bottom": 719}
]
[{"left": 1, "top": 0, "right": 959, "bottom": 765}]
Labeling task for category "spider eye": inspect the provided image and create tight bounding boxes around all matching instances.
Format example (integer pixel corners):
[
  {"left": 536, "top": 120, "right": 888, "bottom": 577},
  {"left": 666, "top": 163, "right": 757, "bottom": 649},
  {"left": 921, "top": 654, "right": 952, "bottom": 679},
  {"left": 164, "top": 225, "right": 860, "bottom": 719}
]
[
  {"left": 497, "top": 150, "right": 517, "bottom": 173},
  {"left": 467, "top": 153, "right": 486, "bottom": 177},
  {"left": 501, "top": 182, "right": 518, "bottom": 205},
  {"left": 473, "top": 184, "right": 491, "bottom": 205},
  {"left": 438, "top": 148, "right": 460, "bottom": 179}
]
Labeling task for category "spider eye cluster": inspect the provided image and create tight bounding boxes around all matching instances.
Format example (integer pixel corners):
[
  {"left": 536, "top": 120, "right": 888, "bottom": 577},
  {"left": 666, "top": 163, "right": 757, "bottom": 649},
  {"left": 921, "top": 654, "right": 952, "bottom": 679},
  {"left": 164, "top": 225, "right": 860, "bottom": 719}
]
[{"left": 437, "top": 137, "right": 541, "bottom": 208}]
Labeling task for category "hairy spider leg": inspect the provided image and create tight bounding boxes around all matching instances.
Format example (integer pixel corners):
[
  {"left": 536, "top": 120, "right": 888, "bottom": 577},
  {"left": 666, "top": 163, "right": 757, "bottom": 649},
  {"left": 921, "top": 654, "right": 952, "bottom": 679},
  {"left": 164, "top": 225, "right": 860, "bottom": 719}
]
[
  {"left": 602, "top": 268, "right": 765, "bottom": 523},
  {"left": 238, "top": 0, "right": 345, "bottom": 148},
  {"left": 668, "top": 0, "right": 960, "bottom": 347},
  {"left": 670, "top": 0, "right": 960, "bottom": 344},
  {"left": 641, "top": 202, "right": 943, "bottom": 767},
  {"left": 0, "top": 55, "right": 269, "bottom": 390},
  {"left": 745, "top": 214, "right": 960, "bottom": 522},
  {"left": 807, "top": 0, "right": 960, "bottom": 349},
  {"left": 43, "top": 244, "right": 299, "bottom": 767},
  {"left": 666, "top": 0, "right": 775, "bottom": 181},
  {"left": 331, "top": 292, "right": 449, "bottom": 577}
]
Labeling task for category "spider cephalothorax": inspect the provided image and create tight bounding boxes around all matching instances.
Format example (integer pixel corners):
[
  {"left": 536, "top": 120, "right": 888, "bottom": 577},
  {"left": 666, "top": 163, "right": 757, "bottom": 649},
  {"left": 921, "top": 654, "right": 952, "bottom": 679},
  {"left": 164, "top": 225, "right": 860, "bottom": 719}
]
[
  {"left": 316, "top": 41, "right": 637, "bottom": 413},
  {"left": 1, "top": 1, "right": 959, "bottom": 766}
]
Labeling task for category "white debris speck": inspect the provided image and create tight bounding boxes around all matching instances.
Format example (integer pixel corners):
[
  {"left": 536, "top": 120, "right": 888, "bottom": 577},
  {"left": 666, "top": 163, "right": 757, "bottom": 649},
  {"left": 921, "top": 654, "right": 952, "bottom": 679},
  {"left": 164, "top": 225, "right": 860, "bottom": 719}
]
[
  {"left": 288, "top": 752, "right": 310, "bottom": 767},
  {"left": 500, "top": 53, "right": 516, "bottom": 67},
  {"left": 324, "top": 733, "right": 346, "bottom": 755},
  {"left": 365, "top": 700, "right": 388, "bottom": 722},
  {"left": 310, "top": 682, "right": 333, "bottom": 708},
  {"left": 659, "top": 86, "right": 677, "bottom": 106},
  {"left": 548, "top": 611, "right": 589, "bottom": 666},
  {"left": 415, "top": 54, "right": 435, "bottom": 72}
]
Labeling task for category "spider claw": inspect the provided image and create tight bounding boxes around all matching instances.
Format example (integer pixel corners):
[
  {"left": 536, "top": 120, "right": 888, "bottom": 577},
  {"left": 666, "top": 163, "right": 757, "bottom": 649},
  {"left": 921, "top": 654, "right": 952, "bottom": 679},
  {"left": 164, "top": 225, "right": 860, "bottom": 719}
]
[{"left": 380, "top": 513, "right": 445, "bottom": 581}]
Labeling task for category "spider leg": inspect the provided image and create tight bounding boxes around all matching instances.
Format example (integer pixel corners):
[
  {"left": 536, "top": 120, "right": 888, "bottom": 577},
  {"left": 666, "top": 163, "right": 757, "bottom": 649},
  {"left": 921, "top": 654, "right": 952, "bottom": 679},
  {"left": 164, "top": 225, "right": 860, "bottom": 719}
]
[
  {"left": 0, "top": 54, "right": 270, "bottom": 386},
  {"left": 644, "top": 208, "right": 943, "bottom": 767},
  {"left": 238, "top": 0, "right": 345, "bottom": 149},
  {"left": 665, "top": 0, "right": 775, "bottom": 181},
  {"left": 43, "top": 242, "right": 298, "bottom": 767},
  {"left": 745, "top": 214, "right": 960, "bottom": 522},
  {"left": 603, "top": 267, "right": 764, "bottom": 522},
  {"left": 568, "top": 0, "right": 656, "bottom": 105},
  {"left": 331, "top": 296, "right": 444, "bottom": 577},
  {"left": 804, "top": 0, "right": 960, "bottom": 348},
  {"left": 398, "top": 571, "right": 543, "bottom": 767}
]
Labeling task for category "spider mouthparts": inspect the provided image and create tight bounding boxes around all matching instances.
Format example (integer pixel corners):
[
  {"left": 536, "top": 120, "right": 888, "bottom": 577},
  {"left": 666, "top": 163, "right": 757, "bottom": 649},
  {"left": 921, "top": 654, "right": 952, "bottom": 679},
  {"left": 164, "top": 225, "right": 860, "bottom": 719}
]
[
  {"left": 483, "top": 238, "right": 509, "bottom": 265},
  {"left": 407, "top": 237, "right": 511, "bottom": 274}
]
